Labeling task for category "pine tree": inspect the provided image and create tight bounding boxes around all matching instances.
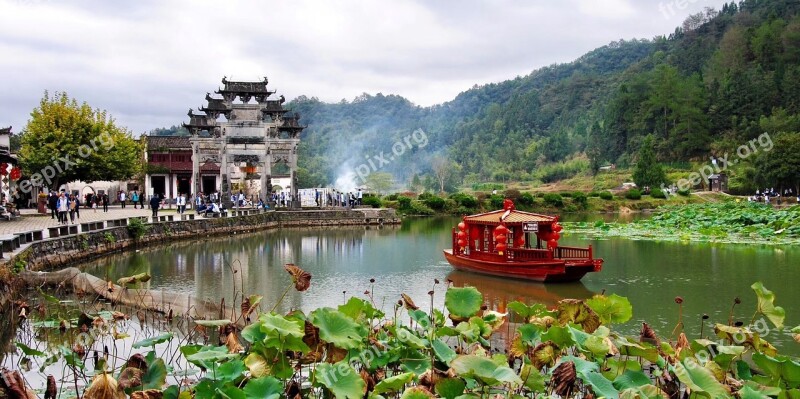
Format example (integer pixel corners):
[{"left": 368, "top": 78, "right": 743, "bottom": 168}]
[{"left": 632, "top": 136, "right": 667, "bottom": 189}]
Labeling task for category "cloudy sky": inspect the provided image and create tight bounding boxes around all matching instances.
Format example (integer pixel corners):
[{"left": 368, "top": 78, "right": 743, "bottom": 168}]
[{"left": 0, "top": 0, "right": 725, "bottom": 134}]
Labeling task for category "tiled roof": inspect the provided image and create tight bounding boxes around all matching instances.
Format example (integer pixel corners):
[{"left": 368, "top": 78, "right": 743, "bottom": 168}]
[
  {"left": 464, "top": 210, "right": 555, "bottom": 225},
  {"left": 147, "top": 135, "right": 191, "bottom": 150}
]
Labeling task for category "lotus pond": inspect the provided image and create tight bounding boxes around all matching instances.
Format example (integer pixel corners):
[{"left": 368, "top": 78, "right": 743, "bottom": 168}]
[{"left": 2, "top": 210, "right": 799, "bottom": 398}]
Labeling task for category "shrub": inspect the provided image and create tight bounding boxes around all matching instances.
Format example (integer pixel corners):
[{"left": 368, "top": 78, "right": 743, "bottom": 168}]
[
  {"left": 397, "top": 196, "right": 412, "bottom": 209},
  {"left": 650, "top": 189, "right": 667, "bottom": 199},
  {"left": 449, "top": 193, "right": 478, "bottom": 208},
  {"left": 362, "top": 196, "right": 382, "bottom": 208},
  {"left": 409, "top": 201, "right": 435, "bottom": 215},
  {"left": 418, "top": 192, "right": 434, "bottom": 201},
  {"left": 543, "top": 193, "right": 563, "bottom": 207},
  {"left": 572, "top": 192, "right": 588, "bottom": 209},
  {"left": 599, "top": 191, "right": 614, "bottom": 200},
  {"left": 677, "top": 189, "right": 691, "bottom": 197},
  {"left": 385, "top": 194, "right": 398, "bottom": 201},
  {"left": 518, "top": 192, "right": 536, "bottom": 207},
  {"left": 489, "top": 195, "right": 505, "bottom": 209},
  {"left": 588, "top": 191, "right": 600, "bottom": 198},
  {"left": 424, "top": 196, "right": 446, "bottom": 211},
  {"left": 625, "top": 189, "right": 642, "bottom": 200},
  {"left": 559, "top": 192, "right": 573, "bottom": 198},
  {"left": 127, "top": 217, "right": 149, "bottom": 240}
]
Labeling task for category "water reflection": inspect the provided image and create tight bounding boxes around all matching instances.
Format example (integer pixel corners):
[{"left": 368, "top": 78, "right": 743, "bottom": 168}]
[{"left": 82, "top": 215, "right": 799, "bottom": 354}]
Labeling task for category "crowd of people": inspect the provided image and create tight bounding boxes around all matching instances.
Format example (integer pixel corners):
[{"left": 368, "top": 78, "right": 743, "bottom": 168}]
[
  {"left": 41, "top": 186, "right": 371, "bottom": 224},
  {"left": 748, "top": 188, "right": 799, "bottom": 205}
]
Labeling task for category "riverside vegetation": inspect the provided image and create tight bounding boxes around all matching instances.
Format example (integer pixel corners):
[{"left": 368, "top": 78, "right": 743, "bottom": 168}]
[
  {"left": 568, "top": 202, "right": 800, "bottom": 245},
  {"left": 3, "top": 263, "right": 799, "bottom": 399}
]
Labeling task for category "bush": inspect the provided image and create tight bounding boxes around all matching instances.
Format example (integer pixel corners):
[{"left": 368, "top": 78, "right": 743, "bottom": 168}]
[
  {"left": 650, "top": 189, "right": 667, "bottom": 199},
  {"left": 599, "top": 191, "right": 614, "bottom": 200},
  {"left": 559, "top": 192, "right": 573, "bottom": 198},
  {"left": 418, "top": 192, "right": 434, "bottom": 201},
  {"left": 572, "top": 192, "right": 588, "bottom": 209},
  {"left": 677, "top": 189, "right": 691, "bottom": 197},
  {"left": 518, "top": 192, "right": 536, "bottom": 207},
  {"left": 397, "top": 196, "right": 412, "bottom": 209},
  {"left": 127, "top": 217, "right": 149, "bottom": 240},
  {"left": 408, "top": 201, "right": 435, "bottom": 215},
  {"left": 385, "top": 194, "right": 398, "bottom": 201},
  {"left": 449, "top": 193, "right": 478, "bottom": 208},
  {"left": 362, "top": 196, "right": 382, "bottom": 208},
  {"left": 543, "top": 193, "right": 563, "bottom": 207},
  {"left": 625, "top": 189, "right": 642, "bottom": 200},
  {"left": 489, "top": 195, "right": 505, "bottom": 209},
  {"left": 424, "top": 196, "right": 446, "bottom": 210},
  {"left": 588, "top": 191, "right": 600, "bottom": 198}
]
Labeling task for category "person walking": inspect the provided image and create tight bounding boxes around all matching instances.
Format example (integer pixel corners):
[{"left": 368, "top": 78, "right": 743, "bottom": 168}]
[
  {"left": 68, "top": 194, "right": 77, "bottom": 223},
  {"left": 102, "top": 193, "right": 109, "bottom": 212},
  {"left": 57, "top": 192, "right": 69, "bottom": 224},
  {"left": 48, "top": 191, "right": 58, "bottom": 219},
  {"left": 131, "top": 190, "right": 139, "bottom": 209},
  {"left": 119, "top": 191, "right": 126, "bottom": 208},
  {"left": 150, "top": 194, "right": 161, "bottom": 220},
  {"left": 73, "top": 194, "right": 80, "bottom": 220},
  {"left": 177, "top": 193, "right": 186, "bottom": 214}
]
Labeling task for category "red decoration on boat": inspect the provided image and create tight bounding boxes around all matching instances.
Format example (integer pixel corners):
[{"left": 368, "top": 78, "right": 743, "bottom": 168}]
[
  {"left": 503, "top": 199, "right": 515, "bottom": 211},
  {"left": 0, "top": 163, "right": 7, "bottom": 176},
  {"left": 9, "top": 167, "right": 21, "bottom": 181},
  {"left": 457, "top": 231, "right": 466, "bottom": 239},
  {"left": 444, "top": 199, "right": 603, "bottom": 283}
]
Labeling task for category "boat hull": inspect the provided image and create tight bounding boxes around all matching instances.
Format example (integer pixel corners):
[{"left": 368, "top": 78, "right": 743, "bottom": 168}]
[{"left": 443, "top": 249, "right": 599, "bottom": 283}]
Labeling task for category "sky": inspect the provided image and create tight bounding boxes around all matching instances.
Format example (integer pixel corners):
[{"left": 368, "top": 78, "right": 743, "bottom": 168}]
[{"left": 0, "top": 0, "right": 727, "bottom": 134}]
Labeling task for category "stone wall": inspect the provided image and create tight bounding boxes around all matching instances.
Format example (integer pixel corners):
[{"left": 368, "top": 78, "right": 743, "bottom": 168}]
[{"left": 8, "top": 209, "right": 401, "bottom": 274}]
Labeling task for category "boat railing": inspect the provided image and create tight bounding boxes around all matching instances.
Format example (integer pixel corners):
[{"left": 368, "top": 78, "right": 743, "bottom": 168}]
[
  {"left": 507, "top": 248, "right": 552, "bottom": 261},
  {"left": 554, "top": 245, "right": 593, "bottom": 260}
]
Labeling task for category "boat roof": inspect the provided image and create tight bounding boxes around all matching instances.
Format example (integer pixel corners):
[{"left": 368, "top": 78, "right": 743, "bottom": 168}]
[{"left": 463, "top": 209, "right": 556, "bottom": 225}]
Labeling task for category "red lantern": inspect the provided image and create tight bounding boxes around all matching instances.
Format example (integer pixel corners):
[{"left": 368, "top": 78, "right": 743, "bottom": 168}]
[
  {"left": 457, "top": 239, "right": 467, "bottom": 248},
  {"left": 457, "top": 222, "right": 466, "bottom": 231},
  {"left": 494, "top": 224, "right": 508, "bottom": 235},
  {"left": 547, "top": 239, "right": 558, "bottom": 249},
  {"left": 495, "top": 234, "right": 507, "bottom": 244},
  {"left": 551, "top": 232, "right": 561, "bottom": 241},
  {"left": 9, "top": 167, "right": 21, "bottom": 181},
  {"left": 0, "top": 163, "right": 7, "bottom": 176},
  {"left": 553, "top": 223, "right": 563, "bottom": 233},
  {"left": 496, "top": 242, "right": 507, "bottom": 254},
  {"left": 515, "top": 236, "right": 525, "bottom": 247},
  {"left": 457, "top": 231, "right": 467, "bottom": 239}
]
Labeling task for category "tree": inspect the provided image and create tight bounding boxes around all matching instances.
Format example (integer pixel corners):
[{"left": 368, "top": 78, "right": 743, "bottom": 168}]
[
  {"left": 365, "top": 172, "right": 394, "bottom": 195},
  {"left": 753, "top": 132, "right": 800, "bottom": 189},
  {"left": 431, "top": 156, "right": 460, "bottom": 194},
  {"left": 632, "top": 136, "right": 666, "bottom": 189},
  {"left": 19, "top": 92, "right": 143, "bottom": 189}
]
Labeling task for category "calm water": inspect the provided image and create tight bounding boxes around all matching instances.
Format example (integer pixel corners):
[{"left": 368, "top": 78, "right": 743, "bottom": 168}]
[{"left": 83, "top": 215, "right": 800, "bottom": 351}]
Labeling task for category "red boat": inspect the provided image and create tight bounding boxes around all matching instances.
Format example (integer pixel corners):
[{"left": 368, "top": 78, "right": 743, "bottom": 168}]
[{"left": 443, "top": 199, "right": 603, "bottom": 283}]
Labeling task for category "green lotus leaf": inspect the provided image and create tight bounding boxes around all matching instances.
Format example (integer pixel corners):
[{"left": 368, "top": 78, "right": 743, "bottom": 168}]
[
  {"left": 309, "top": 308, "right": 365, "bottom": 350},
  {"left": 400, "top": 387, "right": 435, "bottom": 399},
  {"left": 15, "top": 342, "right": 45, "bottom": 358},
  {"left": 216, "top": 359, "right": 245, "bottom": 383},
  {"left": 373, "top": 372, "right": 415, "bottom": 394},
  {"left": 313, "top": 362, "right": 366, "bottom": 399},
  {"left": 217, "top": 386, "right": 246, "bottom": 399},
  {"left": 339, "top": 297, "right": 383, "bottom": 321},
  {"left": 132, "top": 332, "right": 173, "bottom": 348},
  {"left": 450, "top": 355, "right": 522, "bottom": 386},
  {"left": 738, "top": 385, "right": 771, "bottom": 399},
  {"left": 260, "top": 313, "right": 304, "bottom": 338},
  {"left": 432, "top": 339, "right": 457, "bottom": 364},
  {"left": 613, "top": 370, "right": 652, "bottom": 391},
  {"left": 586, "top": 294, "right": 633, "bottom": 324},
  {"left": 141, "top": 358, "right": 168, "bottom": 390},
  {"left": 194, "top": 319, "right": 233, "bottom": 328},
  {"left": 399, "top": 347, "right": 431, "bottom": 376},
  {"left": 751, "top": 282, "right": 786, "bottom": 330},
  {"left": 519, "top": 364, "right": 546, "bottom": 392},
  {"left": 243, "top": 376, "right": 282, "bottom": 399},
  {"left": 672, "top": 358, "right": 730, "bottom": 399},
  {"left": 435, "top": 378, "right": 466, "bottom": 399},
  {"left": 241, "top": 321, "right": 266, "bottom": 344},
  {"left": 185, "top": 346, "right": 238, "bottom": 365},
  {"left": 445, "top": 287, "right": 483, "bottom": 319},
  {"left": 582, "top": 371, "right": 620, "bottom": 399}
]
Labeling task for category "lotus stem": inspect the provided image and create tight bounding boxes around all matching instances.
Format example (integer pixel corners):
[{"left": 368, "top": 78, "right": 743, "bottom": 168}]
[{"left": 271, "top": 283, "right": 293, "bottom": 313}]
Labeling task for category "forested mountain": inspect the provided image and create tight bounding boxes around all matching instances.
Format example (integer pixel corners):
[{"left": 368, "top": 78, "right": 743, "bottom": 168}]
[{"left": 157, "top": 0, "right": 800, "bottom": 193}]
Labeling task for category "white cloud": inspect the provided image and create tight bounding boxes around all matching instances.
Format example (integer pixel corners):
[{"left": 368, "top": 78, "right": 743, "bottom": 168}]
[{"left": 0, "top": 0, "right": 727, "bottom": 133}]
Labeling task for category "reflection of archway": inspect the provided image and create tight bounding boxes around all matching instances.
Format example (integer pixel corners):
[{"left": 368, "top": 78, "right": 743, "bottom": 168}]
[{"left": 82, "top": 186, "right": 95, "bottom": 196}]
